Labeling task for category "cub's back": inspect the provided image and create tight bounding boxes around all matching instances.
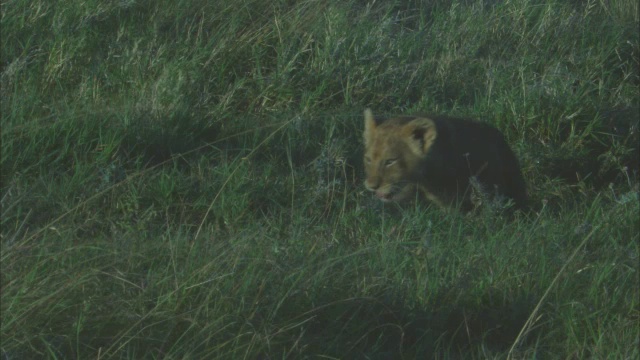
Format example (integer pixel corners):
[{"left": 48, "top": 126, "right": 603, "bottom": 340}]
[{"left": 428, "top": 115, "right": 528, "bottom": 210}]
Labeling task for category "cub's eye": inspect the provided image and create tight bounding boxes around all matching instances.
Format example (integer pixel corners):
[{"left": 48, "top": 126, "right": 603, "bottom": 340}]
[{"left": 385, "top": 158, "right": 397, "bottom": 167}]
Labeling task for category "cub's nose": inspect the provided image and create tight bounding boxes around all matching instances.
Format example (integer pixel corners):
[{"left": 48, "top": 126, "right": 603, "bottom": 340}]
[{"left": 364, "top": 178, "right": 380, "bottom": 192}]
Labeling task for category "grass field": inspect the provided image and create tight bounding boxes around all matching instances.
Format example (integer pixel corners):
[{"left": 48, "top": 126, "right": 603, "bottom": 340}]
[{"left": 2, "top": 0, "right": 639, "bottom": 358}]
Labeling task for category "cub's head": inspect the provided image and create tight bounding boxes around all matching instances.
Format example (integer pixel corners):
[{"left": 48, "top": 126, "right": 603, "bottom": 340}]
[{"left": 363, "top": 109, "right": 437, "bottom": 202}]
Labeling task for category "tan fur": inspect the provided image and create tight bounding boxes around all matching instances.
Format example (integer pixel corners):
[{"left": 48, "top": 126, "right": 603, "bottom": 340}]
[{"left": 363, "top": 110, "right": 434, "bottom": 203}]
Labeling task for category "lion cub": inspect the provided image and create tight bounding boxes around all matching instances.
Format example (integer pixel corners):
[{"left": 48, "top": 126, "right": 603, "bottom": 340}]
[{"left": 363, "top": 109, "right": 527, "bottom": 212}]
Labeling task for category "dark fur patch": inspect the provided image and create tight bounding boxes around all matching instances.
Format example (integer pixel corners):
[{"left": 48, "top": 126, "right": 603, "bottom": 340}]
[{"left": 423, "top": 115, "right": 527, "bottom": 211}]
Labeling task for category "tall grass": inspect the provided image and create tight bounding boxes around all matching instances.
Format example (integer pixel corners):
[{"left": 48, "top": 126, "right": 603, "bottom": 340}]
[{"left": 2, "top": 0, "right": 638, "bottom": 358}]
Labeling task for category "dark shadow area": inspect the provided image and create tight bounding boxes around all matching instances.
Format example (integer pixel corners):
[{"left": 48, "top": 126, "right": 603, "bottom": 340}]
[
  {"left": 529, "top": 107, "right": 639, "bottom": 189},
  {"left": 262, "top": 288, "right": 538, "bottom": 358},
  {"left": 119, "top": 111, "right": 223, "bottom": 168}
]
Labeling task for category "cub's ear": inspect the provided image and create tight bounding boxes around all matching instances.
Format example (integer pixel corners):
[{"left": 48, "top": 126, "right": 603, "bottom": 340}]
[
  {"left": 363, "top": 108, "right": 376, "bottom": 146},
  {"left": 403, "top": 117, "right": 437, "bottom": 155}
]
